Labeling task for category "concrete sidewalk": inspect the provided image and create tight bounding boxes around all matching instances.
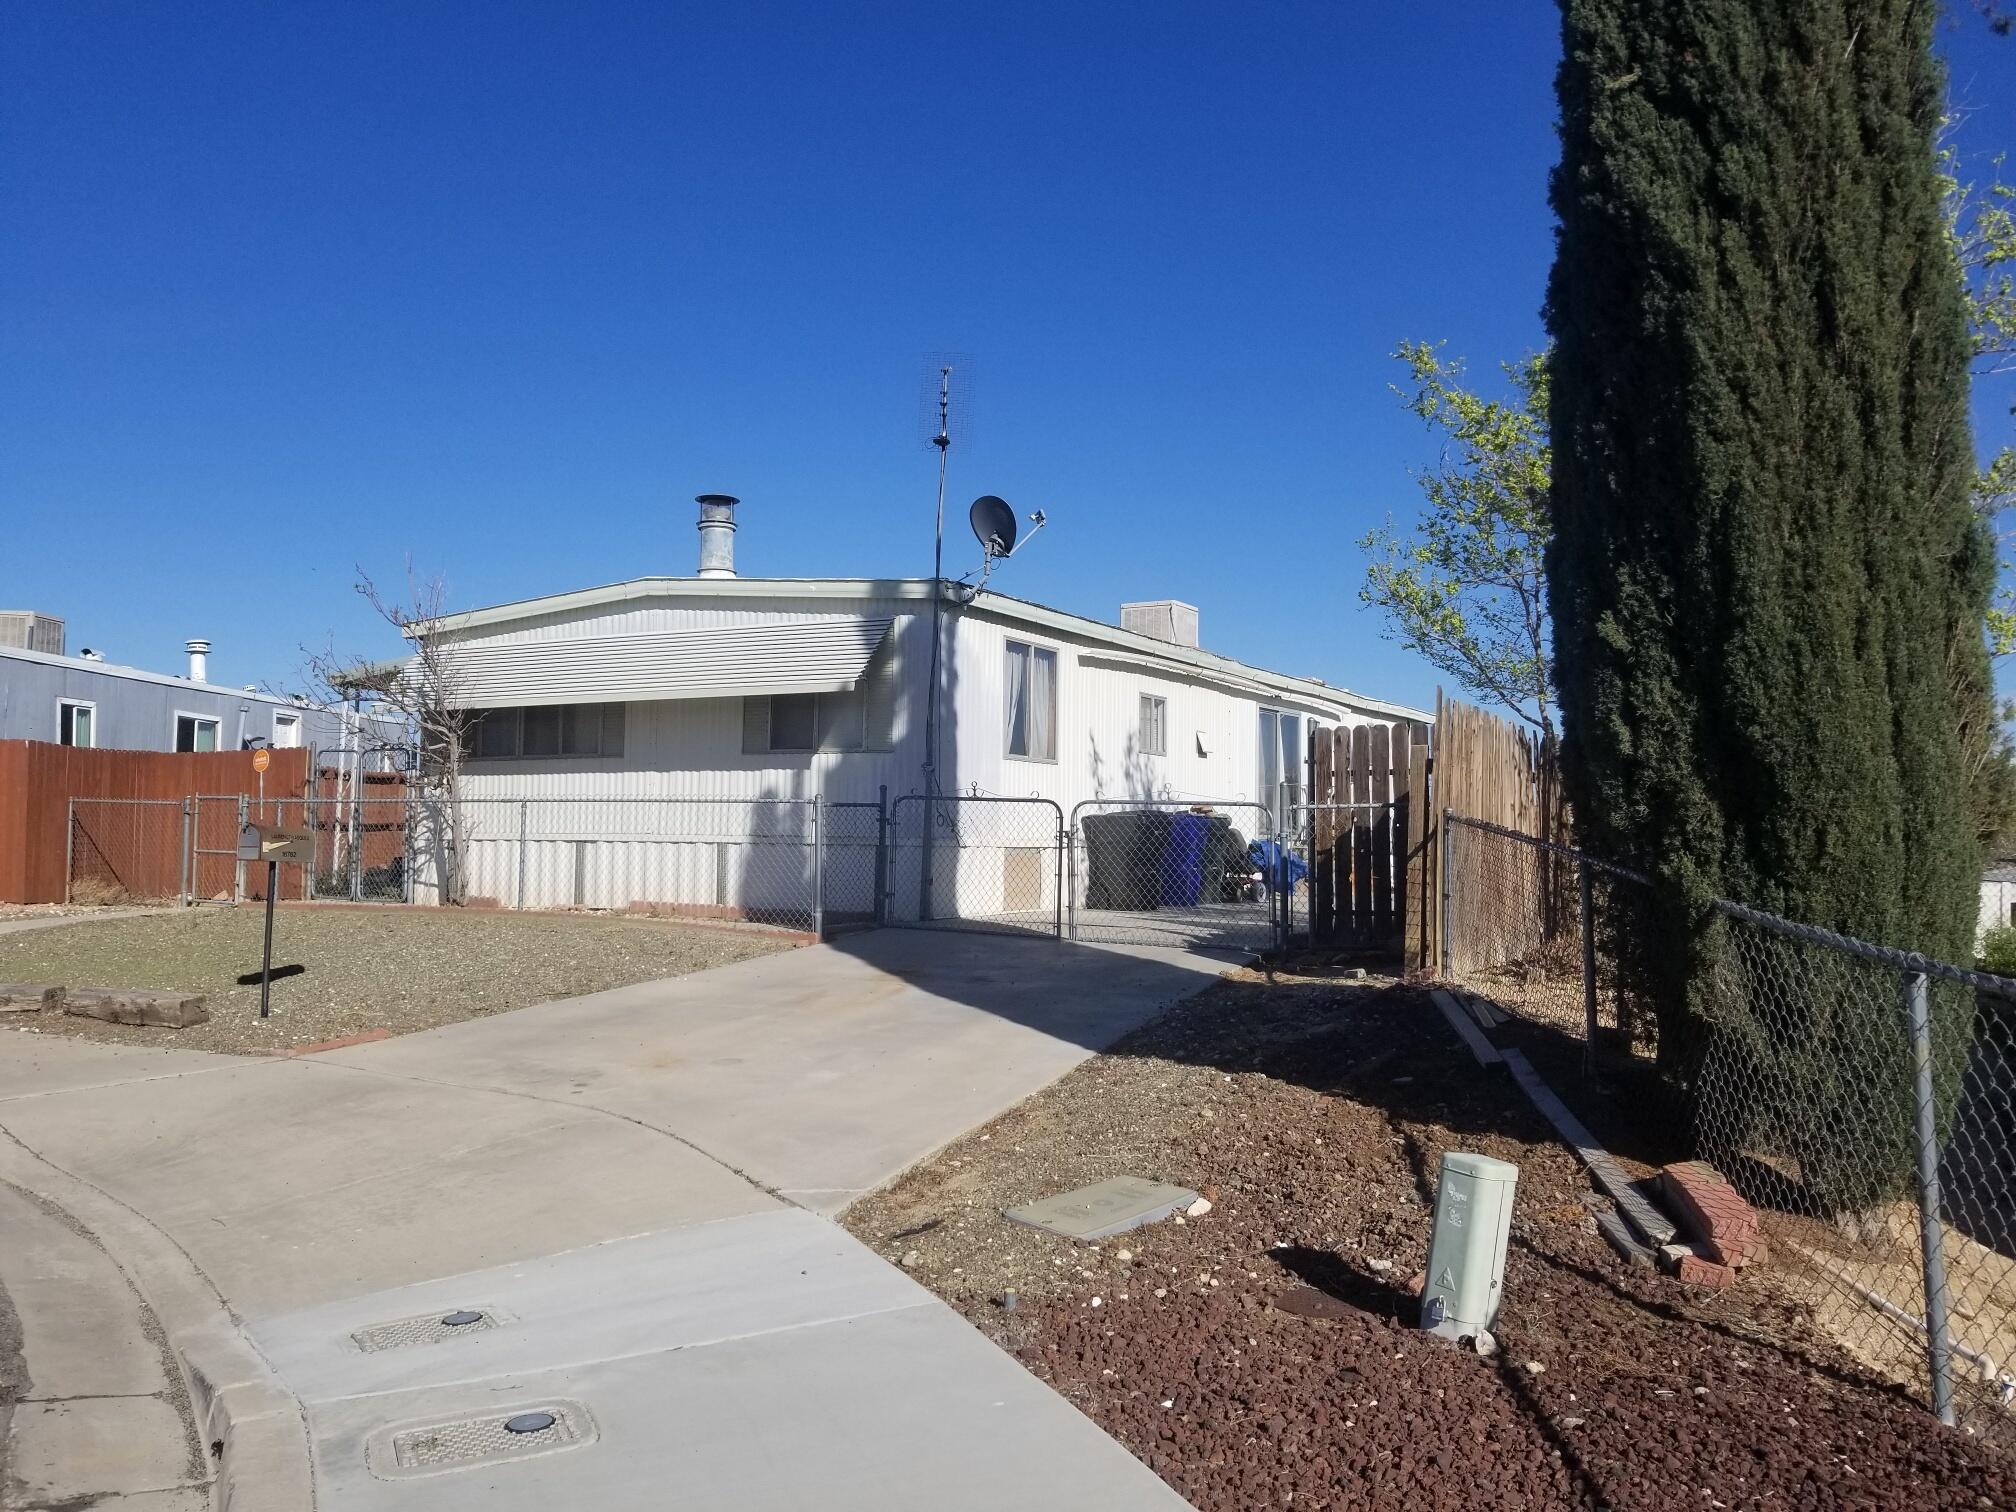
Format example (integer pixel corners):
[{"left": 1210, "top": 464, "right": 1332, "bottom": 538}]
[{"left": 0, "top": 931, "right": 1221, "bottom": 1509}]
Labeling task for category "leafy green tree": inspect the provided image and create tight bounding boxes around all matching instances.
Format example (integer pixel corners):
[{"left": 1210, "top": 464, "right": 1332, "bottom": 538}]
[
  {"left": 1546, "top": 0, "right": 1993, "bottom": 1207},
  {"left": 1360, "top": 342, "right": 1555, "bottom": 737},
  {"left": 1945, "top": 145, "right": 2016, "bottom": 648}
]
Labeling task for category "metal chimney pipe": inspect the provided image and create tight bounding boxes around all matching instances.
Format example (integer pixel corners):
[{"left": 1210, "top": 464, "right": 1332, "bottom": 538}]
[
  {"left": 695, "top": 495, "right": 739, "bottom": 578},
  {"left": 186, "top": 638, "right": 211, "bottom": 682}
]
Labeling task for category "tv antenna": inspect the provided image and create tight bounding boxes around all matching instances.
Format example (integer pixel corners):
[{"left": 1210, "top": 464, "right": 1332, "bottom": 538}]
[{"left": 922, "top": 363, "right": 959, "bottom": 838}]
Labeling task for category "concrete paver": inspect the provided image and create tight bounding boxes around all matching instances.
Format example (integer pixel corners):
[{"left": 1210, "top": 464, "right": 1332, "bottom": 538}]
[
  {"left": 321, "top": 930, "right": 1227, "bottom": 1209},
  {"left": 0, "top": 1178, "right": 206, "bottom": 1511},
  {"left": 0, "top": 1185, "right": 166, "bottom": 1400},
  {"left": 0, "top": 1030, "right": 221, "bottom": 1102},
  {"left": 0, "top": 1057, "right": 771, "bottom": 1315},
  {"left": 0, "top": 931, "right": 1219, "bottom": 1509},
  {"left": 7, "top": 1398, "right": 199, "bottom": 1503}
]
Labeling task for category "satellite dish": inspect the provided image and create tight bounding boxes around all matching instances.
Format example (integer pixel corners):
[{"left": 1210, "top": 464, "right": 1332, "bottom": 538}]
[{"left": 969, "top": 495, "right": 1017, "bottom": 558}]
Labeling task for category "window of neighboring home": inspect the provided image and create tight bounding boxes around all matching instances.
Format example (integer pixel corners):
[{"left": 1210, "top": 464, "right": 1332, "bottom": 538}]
[
  {"left": 174, "top": 713, "right": 220, "bottom": 753},
  {"left": 465, "top": 704, "right": 625, "bottom": 759},
  {"left": 763, "top": 688, "right": 866, "bottom": 753},
  {"left": 271, "top": 711, "right": 302, "bottom": 748},
  {"left": 58, "top": 700, "right": 95, "bottom": 748},
  {"left": 1005, "top": 640, "right": 1058, "bottom": 761},
  {"left": 1139, "top": 694, "right": 1167, "bottom": 757}
]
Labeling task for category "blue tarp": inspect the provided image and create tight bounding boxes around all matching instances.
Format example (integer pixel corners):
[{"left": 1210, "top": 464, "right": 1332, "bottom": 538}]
[{"left": 1248, "top": 838, "right": 1308, "bottom": 895}]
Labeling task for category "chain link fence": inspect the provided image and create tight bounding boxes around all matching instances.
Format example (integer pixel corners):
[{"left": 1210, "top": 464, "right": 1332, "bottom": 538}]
[
  {"left": 1067, "top": 798, "right": 1283, "bottom": 953},
  {"left": 71, "top": 793, "right": 830, "bottom": 938},
  {"left": 885, "top": 795, "right": 1065, "bottom": 937},
  {"left": 1444, "top": 811, "right": 2016, "bottom": 1440},
  {"left": 66, "top": 799, "right": 193, "bottom": 905},
  {"left": 63, "top": 787, "right": 1321, "bottom": 960}
]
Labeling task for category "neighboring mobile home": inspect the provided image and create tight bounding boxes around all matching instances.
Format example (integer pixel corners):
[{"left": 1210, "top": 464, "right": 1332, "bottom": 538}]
[{"left": 0, "top": 616, "right": 368, "bottom": 757}]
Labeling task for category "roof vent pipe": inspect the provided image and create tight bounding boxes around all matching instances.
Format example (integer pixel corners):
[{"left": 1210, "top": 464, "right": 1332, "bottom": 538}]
[
  {"left": 695, "top": 494, "right": 739, "bottom": 578},
  {"left": 186, "top": 638, "right": 211, "bottom": 682}
]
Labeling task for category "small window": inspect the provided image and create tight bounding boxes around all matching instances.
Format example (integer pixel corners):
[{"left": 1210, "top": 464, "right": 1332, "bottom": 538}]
[
  {"left": 764, "top": 688, "right": 866, "bottom": 753},
  {"left": 58, "top": 700, "right": 95, "bottom": 748},
  {"left": 464, "top": 704, "right": 623, "bottom": 760},
  {"left": 1139, "top": 694, "right": 1167, "bottom": 757},
  {"left": 474, "top": 708, "right": 520, "bottom": 758},
  {"left": 561, "top": 704, "right": 602, "bottom": 757},
  {"left": 522, "top": 706, "right": 562, "bottom": 758},
  {"left": 174, "top": 713, "right": 219, "bottom": 753},
  {"left": 1005, "top": 640, "right": 1058, "bottom": 761},
  {"left": 271, "top": 712, "right": 301, "bottom": 748},
  {"left": 769, "top": 693, "right": 820, "bottom": 751}
]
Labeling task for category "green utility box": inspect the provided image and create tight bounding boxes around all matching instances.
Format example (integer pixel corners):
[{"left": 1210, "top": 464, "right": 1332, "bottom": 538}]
[{"left": 1420, "top": 1151, "right": 1519, "bottom": 1343}]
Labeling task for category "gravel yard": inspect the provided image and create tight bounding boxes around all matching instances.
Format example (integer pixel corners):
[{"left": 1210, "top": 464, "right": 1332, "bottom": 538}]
[
  {"left": 0, "top": 906, "right": 795, "bottom": 1054},
  {"left": 843, "top": 963, "right": 2015, "bottom": 1511}
]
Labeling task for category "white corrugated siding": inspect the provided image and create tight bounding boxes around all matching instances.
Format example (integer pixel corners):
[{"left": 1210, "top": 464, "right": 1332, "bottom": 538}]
[
  {"left": 434, "top": 618, "right": 891, "bottom": 708},
  {"left": 425, "top": 588, "right": 1399, "bottom": 917}
]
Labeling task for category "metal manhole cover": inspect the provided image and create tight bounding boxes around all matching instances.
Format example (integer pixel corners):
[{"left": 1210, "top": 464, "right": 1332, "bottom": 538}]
[
  {"left": 367, "top": 1400, "right": 597, "bottom": 1479},
  {"left": 350, "top": 1307, "right": 503, "bottom": 1354}
]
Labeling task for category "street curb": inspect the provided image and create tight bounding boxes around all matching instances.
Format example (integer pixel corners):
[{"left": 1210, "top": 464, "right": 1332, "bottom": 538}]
[{"left": 0, "top": 1132, "right": 315, "bottom": 1511}]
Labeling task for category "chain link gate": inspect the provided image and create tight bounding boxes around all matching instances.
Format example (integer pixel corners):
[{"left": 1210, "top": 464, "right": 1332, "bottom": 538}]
[
  {"left": 885, "top": 794, "right": 1066, "bottom": 937},
  {"left": 1067, "top": 798, "right": 1285, "bottom": 955}
]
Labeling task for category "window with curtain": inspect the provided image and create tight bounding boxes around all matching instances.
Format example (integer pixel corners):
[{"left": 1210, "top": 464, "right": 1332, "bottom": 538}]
[
  {"left": 1259, "top": 707, "right": 1302, "bottom": 821},
  {"left": 1005, "top": 640, "right": 1057, "bottom": 760}
]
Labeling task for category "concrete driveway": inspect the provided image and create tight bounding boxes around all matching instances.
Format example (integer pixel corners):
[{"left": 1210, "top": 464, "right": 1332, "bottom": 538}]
[{"left": 0, "top": 928, "right": 1224, "bottom": 1510}]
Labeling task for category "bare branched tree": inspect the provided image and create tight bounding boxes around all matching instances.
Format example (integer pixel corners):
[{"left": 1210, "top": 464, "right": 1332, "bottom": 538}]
[{"left": 304, "top": 564, "right": 472, "bottom": 904}]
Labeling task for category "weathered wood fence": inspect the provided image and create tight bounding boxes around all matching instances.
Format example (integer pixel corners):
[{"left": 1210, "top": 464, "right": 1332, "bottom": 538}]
[{"left": 1303, "top": 693, "right": 1560, "bottom": 976}]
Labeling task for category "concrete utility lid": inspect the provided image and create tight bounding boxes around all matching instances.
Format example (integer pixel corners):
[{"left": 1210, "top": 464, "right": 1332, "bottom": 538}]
[{"left": 1004, "top": 1176, "right": 1199, "bottom": 1242}]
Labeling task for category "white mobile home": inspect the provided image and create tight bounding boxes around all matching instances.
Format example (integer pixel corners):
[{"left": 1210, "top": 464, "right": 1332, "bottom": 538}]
[{"left": 415, "top": 497, "right": 1429, "bottom": 930}]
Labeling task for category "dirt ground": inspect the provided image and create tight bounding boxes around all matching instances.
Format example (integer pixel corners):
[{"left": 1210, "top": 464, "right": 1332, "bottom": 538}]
[
  {"left": 844, "top": 963, "right": 2015, "bottom": 1511},
  {"left": 0, "top": 906, "right": 795, "bottom": 1054}
]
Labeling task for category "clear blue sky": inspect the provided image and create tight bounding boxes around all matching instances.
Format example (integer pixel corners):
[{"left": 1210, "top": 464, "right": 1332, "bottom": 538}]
[{"left": 4, "top": 2, "right": 2013, "bottom": 713}]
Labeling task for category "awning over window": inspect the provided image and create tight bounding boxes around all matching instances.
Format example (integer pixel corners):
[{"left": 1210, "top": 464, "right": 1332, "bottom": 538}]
[{"left": 424, "top": 618, "right": 893, "bottom": 708}]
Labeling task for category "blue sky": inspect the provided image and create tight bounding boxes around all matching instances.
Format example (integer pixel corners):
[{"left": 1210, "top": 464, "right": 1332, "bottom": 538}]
[{"left": 4, "top": 2, "right": 2013, "bottom": 715}]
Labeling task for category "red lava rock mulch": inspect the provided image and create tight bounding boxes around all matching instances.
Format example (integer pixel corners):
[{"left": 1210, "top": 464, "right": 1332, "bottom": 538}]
[{"left": 842, "top": 964, "right": 2015, "bottom": 1511}]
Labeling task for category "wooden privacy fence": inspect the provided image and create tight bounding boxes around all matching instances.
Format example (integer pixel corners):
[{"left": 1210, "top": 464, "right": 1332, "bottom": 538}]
[
  {"left": 0, "top": 742, "right": 311, "bottom": 904},
  {"left": 1305, "top": 720, "right": 1425, "bottom": 951},
  {"left": 1302, "top": 694, "right": 1561, "bottom": 976},
  {"left": 1432, "top": 696, "right": 1568, "bottom": 978}
]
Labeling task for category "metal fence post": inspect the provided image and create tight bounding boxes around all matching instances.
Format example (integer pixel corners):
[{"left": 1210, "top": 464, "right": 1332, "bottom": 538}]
[
  {"left": 1273, "top": 798, "right": 1289, "bottom": 956},
  {"left": 1054, "top": 816, "right": 1066, "bottom": 941},
  {"left": 1066, "top": 812, "right": 1079, "bottom": 942},
  {"left": 811, "top": 796, "right": 826, "bottom": 940},
  {"left": 1579, "top": 858, "right": 1599, "bottom": 1066},
  {"left": 64, "top": 799, "right": 76, "bottom": 905},
  {"left": 516, "top": 800, "right": 529, "bottom": 911},
  {"left": 233, "top": 795, "right": 249, "bottom": 903},
  {"left": 873, "top": 785, "right": 890, "bottom": 927},
  {"left": 1904, "top": 969, "right": 1957, "bottom": 1427},
  {"left": 919, "top": 795, "right": 936, "bottom": 923},
  {"left": 180, "top": 797, "right": 195, "bottom": 907},
  {"left": 1439, "top": 807, "right": 1454, "bottom": 978}
]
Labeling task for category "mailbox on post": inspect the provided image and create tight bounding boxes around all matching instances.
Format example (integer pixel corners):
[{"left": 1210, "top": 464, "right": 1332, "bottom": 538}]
[
  {"left": 237, "top": 824, "right": 310, "bottom": 1018},
  {"left": 238, "top": 824, "right": 311, "bottom": 865}
]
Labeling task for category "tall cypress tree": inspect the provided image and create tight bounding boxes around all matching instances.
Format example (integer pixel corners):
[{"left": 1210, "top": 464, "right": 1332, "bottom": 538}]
[{"left": 1546, "top": 1, "right": 1991, "bottom": 1201}]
